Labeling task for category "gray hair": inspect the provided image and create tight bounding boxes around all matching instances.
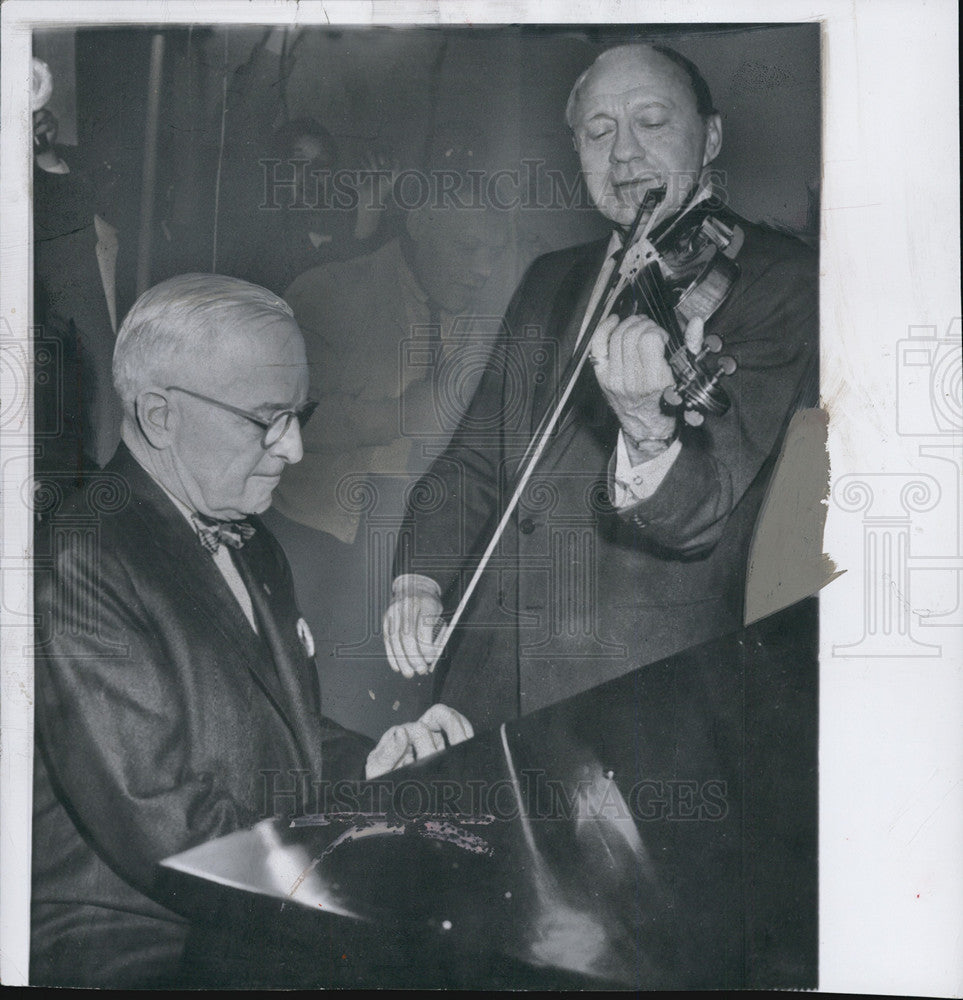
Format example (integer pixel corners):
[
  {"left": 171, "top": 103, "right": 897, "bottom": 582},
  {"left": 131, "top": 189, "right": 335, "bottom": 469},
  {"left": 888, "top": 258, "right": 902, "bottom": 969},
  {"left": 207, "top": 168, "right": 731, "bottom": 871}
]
[
  {"left": 565, "top": 43, "right": 716, "bottom": 130},
  {"left": 112, "top": 273, "right": 296, "bottom": 403}
]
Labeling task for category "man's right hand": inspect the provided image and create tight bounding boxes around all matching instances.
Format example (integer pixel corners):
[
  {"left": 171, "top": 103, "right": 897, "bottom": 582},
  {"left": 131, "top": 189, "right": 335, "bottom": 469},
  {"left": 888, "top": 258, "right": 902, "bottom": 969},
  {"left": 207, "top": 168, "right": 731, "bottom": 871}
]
[{"left": 383, "top": 574, "right": 444, "bottom": 677}]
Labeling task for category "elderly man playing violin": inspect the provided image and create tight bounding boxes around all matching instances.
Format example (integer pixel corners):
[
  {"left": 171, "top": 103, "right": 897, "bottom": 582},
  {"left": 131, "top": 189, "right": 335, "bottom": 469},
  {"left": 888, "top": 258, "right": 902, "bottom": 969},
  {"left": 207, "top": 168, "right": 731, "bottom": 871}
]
[{"left": 383, "top": 43, "right": 818, "bottom": 731}]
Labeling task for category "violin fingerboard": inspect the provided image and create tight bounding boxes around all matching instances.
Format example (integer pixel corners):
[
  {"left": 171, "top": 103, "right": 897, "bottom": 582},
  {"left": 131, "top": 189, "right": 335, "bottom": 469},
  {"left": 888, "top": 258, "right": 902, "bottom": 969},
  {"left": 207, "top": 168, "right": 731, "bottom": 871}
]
[
  {"left": 676, "top": 255, "right": 740, "bottom": 325},
  {"left": 638, "top": 262, "right": 686, "bottom": 347}
]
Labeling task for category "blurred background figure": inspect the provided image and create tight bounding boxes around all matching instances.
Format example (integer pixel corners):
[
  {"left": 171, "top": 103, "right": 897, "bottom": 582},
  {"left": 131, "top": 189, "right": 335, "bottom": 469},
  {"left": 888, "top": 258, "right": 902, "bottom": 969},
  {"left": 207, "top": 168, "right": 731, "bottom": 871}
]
[
  {"left": 32, "top": 56, "right": 126, "bottom": 474},
  {"left": 221, "top": 117, "right": 400, "bottom": 294},
  {"left": 262, "top": 174, "right": 512, "bottom": 737}
]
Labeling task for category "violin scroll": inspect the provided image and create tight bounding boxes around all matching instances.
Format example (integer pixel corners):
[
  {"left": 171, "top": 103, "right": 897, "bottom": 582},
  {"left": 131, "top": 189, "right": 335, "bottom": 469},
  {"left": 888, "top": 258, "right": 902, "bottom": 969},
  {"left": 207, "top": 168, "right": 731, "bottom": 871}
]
[{"left": 662, "top": 336, "right": 738, "bottom": 425}]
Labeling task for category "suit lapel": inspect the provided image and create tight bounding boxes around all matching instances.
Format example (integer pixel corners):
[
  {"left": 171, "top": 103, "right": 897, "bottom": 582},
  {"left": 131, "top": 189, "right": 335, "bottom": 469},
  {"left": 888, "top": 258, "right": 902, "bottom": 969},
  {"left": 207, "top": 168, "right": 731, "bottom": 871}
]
[
  {"left": 231, "top": 525, "right": 320, "bottom": 713},
  {"left": 529, "top": 240, "right": 611, "bottom": 439},
  {"left": 230, "top": 541, "right": 326, "bottom": 782},
  {"left": 108, "top": 447, "right": 299, "bottom": 729}
]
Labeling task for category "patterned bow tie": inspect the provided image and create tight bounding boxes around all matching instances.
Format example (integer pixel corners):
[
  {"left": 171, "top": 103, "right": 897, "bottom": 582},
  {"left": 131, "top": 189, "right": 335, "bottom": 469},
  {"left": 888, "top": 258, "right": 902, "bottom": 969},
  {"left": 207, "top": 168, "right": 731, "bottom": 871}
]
[{"left": 191, "top": 513, "right": 255, "bottom": 554}]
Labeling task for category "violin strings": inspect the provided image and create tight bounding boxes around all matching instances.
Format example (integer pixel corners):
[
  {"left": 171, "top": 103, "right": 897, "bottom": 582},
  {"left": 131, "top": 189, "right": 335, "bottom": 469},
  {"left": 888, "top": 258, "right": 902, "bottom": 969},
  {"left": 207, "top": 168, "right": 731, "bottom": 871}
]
[{"left": 635, "top": 263, "right": 684, "bottom": 351}]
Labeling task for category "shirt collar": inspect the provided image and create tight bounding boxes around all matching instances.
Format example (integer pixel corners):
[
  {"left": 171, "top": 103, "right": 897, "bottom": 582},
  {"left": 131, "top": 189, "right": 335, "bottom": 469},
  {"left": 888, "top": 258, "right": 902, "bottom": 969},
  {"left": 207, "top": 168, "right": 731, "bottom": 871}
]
[{"left": 157, "top": 479, "right": 202, "bottom": 530}]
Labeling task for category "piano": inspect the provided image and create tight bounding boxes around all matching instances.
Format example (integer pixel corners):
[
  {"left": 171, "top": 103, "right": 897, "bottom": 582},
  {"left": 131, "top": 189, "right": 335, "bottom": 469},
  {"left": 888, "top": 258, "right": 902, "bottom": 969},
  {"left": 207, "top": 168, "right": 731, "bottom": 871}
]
[{"left": 159, "top": 598, "right": 817, "bottom": 988}]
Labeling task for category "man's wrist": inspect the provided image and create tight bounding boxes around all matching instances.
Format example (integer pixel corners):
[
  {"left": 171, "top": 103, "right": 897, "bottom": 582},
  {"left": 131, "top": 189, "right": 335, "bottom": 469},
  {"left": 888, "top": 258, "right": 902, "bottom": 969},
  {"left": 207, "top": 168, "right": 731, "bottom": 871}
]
[{"left": 623, "top": 425, "right": 679, "bottom": 460}]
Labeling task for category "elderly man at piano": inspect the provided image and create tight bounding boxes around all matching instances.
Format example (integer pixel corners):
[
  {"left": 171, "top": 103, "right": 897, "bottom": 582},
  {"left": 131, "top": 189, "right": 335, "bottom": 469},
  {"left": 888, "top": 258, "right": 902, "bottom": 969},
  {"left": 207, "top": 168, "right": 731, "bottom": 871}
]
[
  {"left": 384, "top": 43, "right": 818, "bottom": 730},
  {"left": 30, "top": 274, "right": 472, "bottom": 988}
]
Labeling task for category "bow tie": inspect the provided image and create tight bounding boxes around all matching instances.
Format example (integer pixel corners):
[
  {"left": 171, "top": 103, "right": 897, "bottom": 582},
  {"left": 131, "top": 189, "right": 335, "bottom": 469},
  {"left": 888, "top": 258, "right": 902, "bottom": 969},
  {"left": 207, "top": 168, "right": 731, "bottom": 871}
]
[{"left": 191, "top": 513, "right": 255, "bottom": 554}]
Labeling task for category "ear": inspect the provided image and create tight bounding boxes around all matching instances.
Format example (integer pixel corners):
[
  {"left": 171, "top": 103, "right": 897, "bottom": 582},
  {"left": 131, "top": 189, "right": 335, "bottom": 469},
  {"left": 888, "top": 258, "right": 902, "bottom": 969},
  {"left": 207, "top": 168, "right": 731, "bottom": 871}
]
[
  {"left": 135, "top": 388, "right": 176, "bottom": 450},
  {"left": 702, "top": 113, "right": 723, "bottom": 166}
]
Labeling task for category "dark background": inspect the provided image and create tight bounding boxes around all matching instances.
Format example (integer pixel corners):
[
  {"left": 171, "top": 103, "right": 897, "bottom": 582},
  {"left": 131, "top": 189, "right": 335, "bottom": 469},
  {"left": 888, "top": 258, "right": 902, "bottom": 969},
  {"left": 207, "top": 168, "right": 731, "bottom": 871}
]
[{"left": 34, "top": 21, "right": 820, "bottom": 315}]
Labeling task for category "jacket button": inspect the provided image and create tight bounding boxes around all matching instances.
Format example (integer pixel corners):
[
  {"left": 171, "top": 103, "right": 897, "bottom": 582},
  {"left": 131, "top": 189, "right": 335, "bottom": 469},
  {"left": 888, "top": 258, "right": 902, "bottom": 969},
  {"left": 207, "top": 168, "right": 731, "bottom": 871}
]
[{"left": 519, "top": 518, "right": 536, "bottom": 534}]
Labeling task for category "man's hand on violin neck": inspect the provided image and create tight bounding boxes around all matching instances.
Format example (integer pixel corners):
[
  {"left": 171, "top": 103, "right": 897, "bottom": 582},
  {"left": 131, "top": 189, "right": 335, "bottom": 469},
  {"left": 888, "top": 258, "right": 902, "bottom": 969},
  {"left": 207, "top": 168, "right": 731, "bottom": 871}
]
[{"left": 589, "top": 313, "right": 705, "bottom": 449}]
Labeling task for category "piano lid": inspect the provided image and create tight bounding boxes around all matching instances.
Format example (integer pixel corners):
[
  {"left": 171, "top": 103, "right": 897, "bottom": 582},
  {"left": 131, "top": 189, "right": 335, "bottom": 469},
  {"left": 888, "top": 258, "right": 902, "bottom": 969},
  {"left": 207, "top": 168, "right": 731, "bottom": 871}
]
[{"left": 160, "top": 598, "right": 818, "bottom": 989}]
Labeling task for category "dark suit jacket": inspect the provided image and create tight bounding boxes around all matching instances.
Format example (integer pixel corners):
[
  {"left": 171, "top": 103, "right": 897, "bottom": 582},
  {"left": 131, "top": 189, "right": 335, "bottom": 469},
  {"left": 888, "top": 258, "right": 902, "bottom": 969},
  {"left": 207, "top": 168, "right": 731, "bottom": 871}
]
[
  {"left": 31, "top": 444, "right": 371, "bottom": 987},
  {"left": 397, "top": 218, "right": 818, "bottom": 731}
]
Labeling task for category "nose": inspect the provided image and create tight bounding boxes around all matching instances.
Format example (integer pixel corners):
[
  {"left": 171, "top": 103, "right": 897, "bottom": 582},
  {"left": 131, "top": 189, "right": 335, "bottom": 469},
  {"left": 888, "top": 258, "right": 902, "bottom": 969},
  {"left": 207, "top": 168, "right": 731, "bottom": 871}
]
[
  {"left": 271, "top": 416, "right": 304, "bottom": 464},
  {"left": 610, "top": 122, "right": 645, "bottom": 164}
]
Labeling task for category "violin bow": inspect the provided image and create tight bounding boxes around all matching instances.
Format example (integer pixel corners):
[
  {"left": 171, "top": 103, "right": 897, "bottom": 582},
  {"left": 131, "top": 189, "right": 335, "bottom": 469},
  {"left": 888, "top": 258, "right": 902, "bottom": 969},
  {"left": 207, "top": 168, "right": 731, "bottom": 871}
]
[{"left": 427, "top": 186, "right": 667, "bottom": 671}]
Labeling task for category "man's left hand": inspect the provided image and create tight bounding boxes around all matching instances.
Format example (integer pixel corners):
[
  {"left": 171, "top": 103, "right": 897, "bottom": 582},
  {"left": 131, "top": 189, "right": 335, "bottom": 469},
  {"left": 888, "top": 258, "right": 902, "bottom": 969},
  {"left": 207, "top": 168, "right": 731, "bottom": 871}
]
[
  {"left": 365, "top": 703, "right": 473, "bottom": 778},
  {"left": 588, "top": 311, "right": 704, "bottom": 448}
]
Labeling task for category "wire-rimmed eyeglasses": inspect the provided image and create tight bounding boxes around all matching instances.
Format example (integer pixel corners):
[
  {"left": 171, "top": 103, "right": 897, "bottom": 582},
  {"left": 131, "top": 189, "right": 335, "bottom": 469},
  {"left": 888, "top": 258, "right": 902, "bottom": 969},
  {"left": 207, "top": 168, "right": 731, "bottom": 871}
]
[{"left": 164, "top": 385, "right": 318, "bottom": 449}]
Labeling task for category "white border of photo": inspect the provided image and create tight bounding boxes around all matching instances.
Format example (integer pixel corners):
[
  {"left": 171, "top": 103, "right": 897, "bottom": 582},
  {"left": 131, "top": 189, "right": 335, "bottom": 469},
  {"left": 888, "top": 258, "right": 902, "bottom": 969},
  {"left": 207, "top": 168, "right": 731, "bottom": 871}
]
[{"left": 2, "top": 1, "right": 960, "bottom": 993}]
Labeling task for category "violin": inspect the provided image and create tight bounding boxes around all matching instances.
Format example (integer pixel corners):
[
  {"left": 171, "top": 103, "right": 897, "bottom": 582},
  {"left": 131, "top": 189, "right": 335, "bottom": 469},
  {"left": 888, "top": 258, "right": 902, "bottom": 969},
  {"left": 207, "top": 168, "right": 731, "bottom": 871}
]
[
  {"left": 614, "top": 188, "right": 744, "bottom": 425},
  {"left": 425, "top": 186, "right": 743, "bottom": 668}
]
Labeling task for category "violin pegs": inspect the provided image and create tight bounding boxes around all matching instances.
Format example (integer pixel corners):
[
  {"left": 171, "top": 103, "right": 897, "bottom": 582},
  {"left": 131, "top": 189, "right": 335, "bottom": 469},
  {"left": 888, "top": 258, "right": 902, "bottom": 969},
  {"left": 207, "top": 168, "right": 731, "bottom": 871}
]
[
  {"left": 716, "top": 355, "right": 737, "bottom": 376},
  {"left": 692, "top": 335, "right": 723, "bottom": 365},
  {"left": 662, "top": 386, "right": 683, "bottom": 408},
  {"left": 684, "top": 409, "right": 705, "bottom": 427}
]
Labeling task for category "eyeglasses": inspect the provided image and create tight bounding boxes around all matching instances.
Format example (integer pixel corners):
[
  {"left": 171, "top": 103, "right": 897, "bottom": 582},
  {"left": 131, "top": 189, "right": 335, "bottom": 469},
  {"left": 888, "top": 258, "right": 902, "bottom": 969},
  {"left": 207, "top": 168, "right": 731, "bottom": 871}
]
[{"left": 164, "top": 386, "right": 318, "bottom": 449}]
